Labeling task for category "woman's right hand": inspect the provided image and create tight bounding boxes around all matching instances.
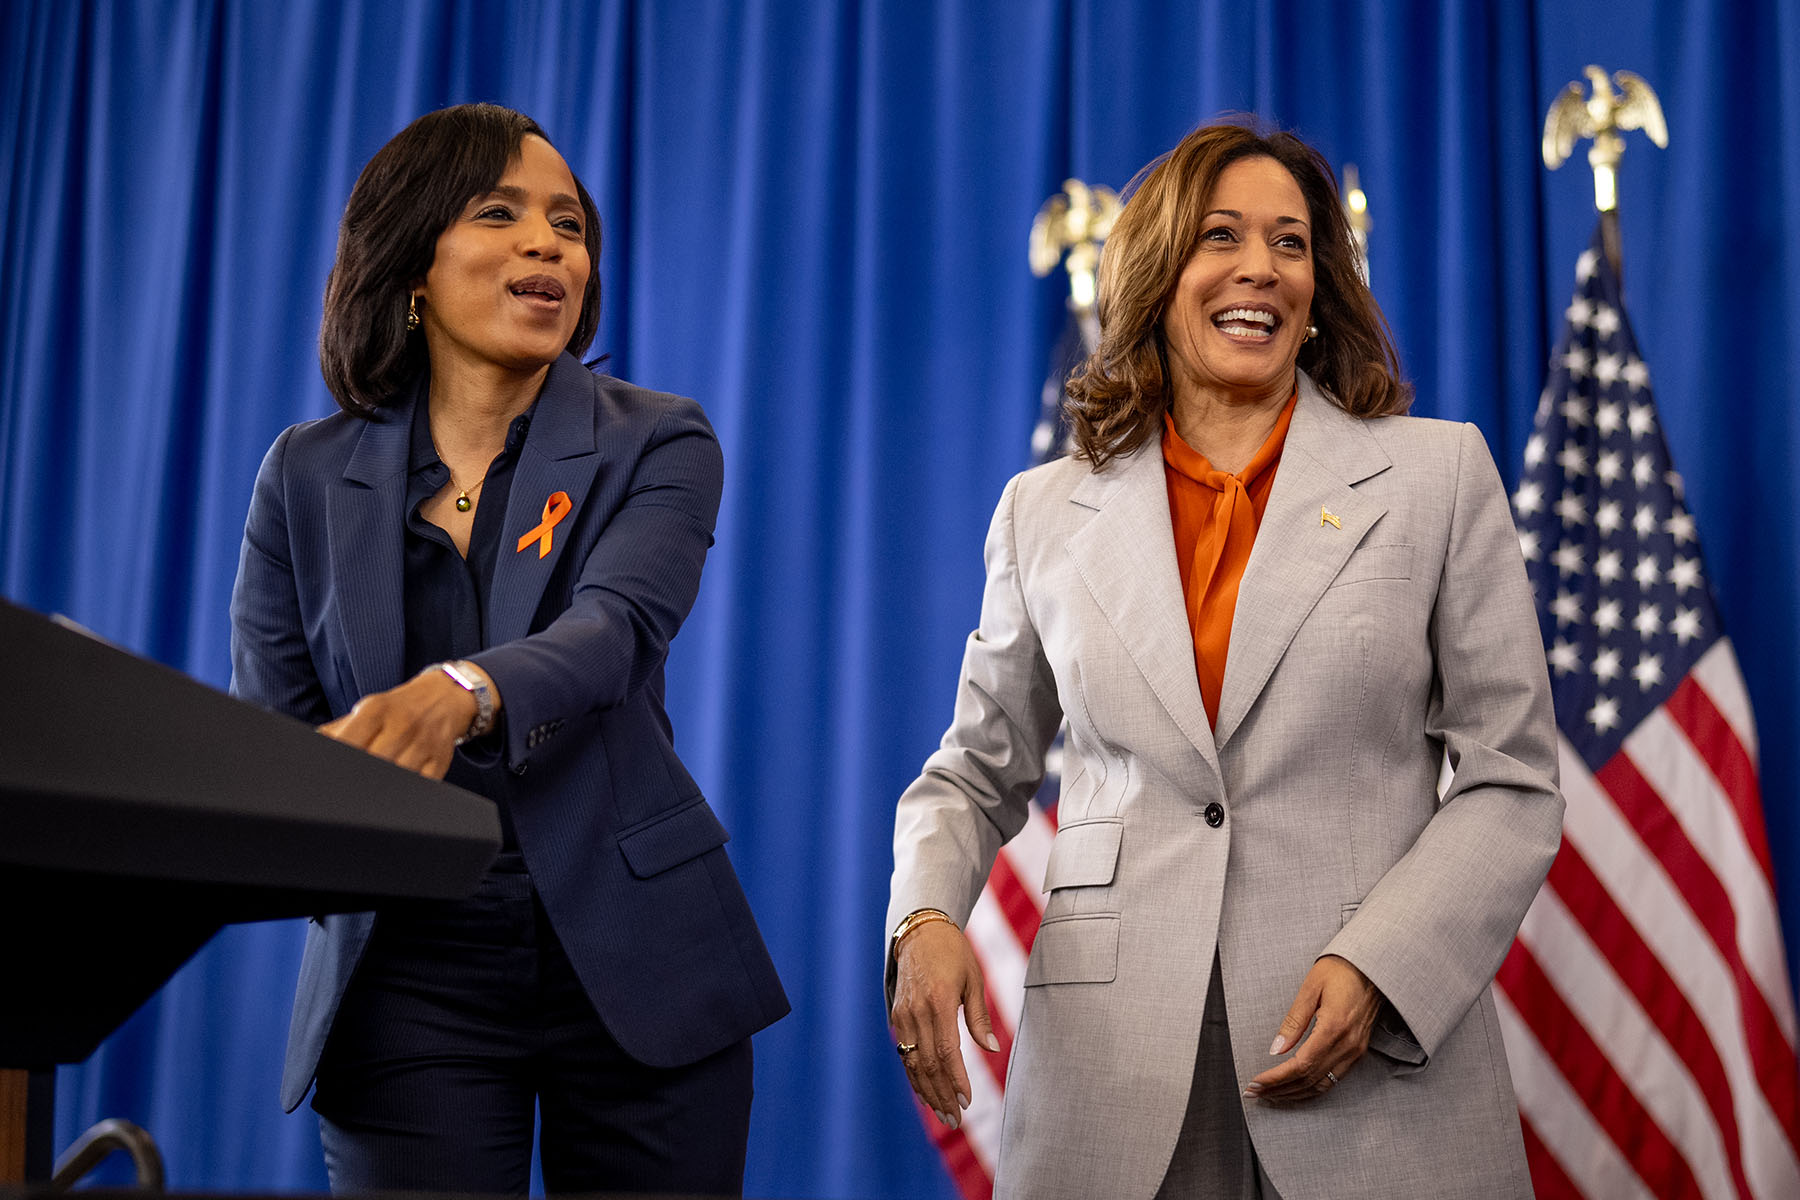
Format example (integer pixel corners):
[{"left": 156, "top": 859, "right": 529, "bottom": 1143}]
[
  {"left": 318, "top": 667, "right": 482, "bottom": 780},
  {"left": 889, "top": 921, "right": 1000, "bottom": 1130}
]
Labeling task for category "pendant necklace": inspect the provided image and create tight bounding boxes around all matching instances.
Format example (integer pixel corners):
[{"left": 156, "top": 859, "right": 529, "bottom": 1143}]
[
  {"left": 450, "top": 472, "right": 486, "bottom": 512},
  {"left": 435, "top": 443, "right": 489, "bottom": 512}
]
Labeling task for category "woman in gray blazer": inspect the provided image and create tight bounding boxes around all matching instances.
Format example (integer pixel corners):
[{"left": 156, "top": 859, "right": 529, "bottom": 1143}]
[{"left": 886, "top": 121, "right": 1562, "bottom": 1199}]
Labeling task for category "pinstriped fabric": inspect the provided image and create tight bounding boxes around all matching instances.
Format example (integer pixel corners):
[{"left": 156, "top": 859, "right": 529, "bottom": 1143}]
[{"left": 232, "top": 355, "right": 789, "bottom": 1122}]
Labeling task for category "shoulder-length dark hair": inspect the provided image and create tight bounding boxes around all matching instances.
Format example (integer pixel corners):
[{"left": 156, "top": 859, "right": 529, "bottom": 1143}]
[
  {"left": 1064, "top": 119, "right": 1410, "bottom": 467},
  {"left": 319, "top": 103, "right": 603, "bottom": 417}
]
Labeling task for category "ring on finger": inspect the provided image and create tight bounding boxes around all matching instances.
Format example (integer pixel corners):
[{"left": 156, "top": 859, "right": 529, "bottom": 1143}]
[
  {"left": 896, "top": 1041, "right": 919, "bottom": 1057},
  {"left": 1324, "top": 1069, "right": 1338, "bottom": 1085}
]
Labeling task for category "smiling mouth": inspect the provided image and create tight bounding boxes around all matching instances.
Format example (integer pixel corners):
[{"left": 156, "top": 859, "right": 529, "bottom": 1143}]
[
  {"left": 509, "top": 275, "right": 566, "bottom": 303},
  {"left": 1213, "top": 307, "right": 1278, "bottom": 340}
]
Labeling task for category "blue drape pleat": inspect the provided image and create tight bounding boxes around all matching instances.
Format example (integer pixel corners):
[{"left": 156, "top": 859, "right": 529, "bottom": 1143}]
[{"left": 4, "top": 3, "right": 1800, "bottom": 1196}]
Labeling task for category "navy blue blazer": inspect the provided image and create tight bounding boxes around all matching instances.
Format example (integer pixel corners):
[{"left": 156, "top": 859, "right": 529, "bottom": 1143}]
[{"left": 229, "top": 354, "right": 789, "bottom": 1112}]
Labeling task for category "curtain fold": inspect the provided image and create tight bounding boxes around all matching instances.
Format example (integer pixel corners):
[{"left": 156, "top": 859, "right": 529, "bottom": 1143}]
[{"left": 4, "top": 2, "right": 1798, "bottom": 1195}]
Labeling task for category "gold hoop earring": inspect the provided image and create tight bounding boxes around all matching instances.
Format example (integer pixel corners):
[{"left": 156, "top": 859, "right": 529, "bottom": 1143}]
[{"left": 407, "top": 294, "right": 421, "bottom": 332}]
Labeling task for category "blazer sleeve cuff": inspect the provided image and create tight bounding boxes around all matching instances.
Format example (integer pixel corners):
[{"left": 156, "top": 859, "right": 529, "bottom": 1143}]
[{"left": 1366, "top": 995, "right": 1428, "bottom": 1070}]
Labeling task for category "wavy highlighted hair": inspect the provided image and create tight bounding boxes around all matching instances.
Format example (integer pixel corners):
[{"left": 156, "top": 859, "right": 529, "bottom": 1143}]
[{"left": 1064, "top": 119, "right": 1409, "bottom": 467}]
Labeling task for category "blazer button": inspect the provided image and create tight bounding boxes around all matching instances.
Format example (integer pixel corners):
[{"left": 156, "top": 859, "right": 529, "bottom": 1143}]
[{"left": 1204, "top": 802, "right": 1225, "bottom": 828}]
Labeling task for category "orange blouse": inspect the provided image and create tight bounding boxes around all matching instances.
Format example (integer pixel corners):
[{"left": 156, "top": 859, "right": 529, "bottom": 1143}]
[{"left": 1161, "top": 391, "right": 1297, "bottom": 726}]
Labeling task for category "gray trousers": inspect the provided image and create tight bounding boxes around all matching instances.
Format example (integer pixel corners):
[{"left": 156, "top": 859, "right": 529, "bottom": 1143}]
[{"left": 1153, "top": 954, "right": 1282, "bottom": 1199}]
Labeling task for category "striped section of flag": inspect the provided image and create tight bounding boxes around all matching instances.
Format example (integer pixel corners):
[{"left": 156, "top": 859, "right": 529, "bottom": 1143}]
[{"left": 1499, "top": 226, "right": 1800, "bottom": 1198}]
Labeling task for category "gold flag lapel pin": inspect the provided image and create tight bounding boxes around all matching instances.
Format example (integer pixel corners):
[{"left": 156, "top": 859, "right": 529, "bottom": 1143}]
[{"left": 1320, "top": 506, "right": 1342, "bottom": 529}]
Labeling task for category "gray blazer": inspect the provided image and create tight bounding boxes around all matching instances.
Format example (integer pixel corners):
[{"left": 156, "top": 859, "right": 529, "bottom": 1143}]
[{"left": 888, "top": 375, "right": 1563, "bottom": 1200}]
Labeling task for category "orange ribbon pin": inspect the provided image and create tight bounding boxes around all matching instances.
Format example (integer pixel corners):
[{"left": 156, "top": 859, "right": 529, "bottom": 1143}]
[{"left": 517, "top": 491, "right": 572, "bottom": 558}]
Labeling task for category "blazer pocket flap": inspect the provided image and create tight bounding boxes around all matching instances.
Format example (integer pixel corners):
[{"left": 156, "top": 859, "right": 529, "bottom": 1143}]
[
  {"left": 618, "top": 798, "right": 730, "bottom": 878},
  {"left": 1041, "top": 819, "right": 1123, "bottom": 891},
  {"left": 1330, "top": 543, "right": 1413, "bottom": 586},
  {"left": 1024, "top": 915, "right": 1120, "bottom": 986}
]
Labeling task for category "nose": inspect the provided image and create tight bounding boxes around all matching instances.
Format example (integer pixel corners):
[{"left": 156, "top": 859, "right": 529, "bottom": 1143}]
[
  {"left": 518, "top": 211, "right": 561, "bottom": 260},
  {"left": 1235, "top": 238, "right": 1277, "bottom": 286}
]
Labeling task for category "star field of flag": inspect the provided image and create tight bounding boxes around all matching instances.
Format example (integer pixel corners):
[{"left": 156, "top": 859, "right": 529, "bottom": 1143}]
[{"left": 1511, "top": 232, "right": 1717, "bottom": 769}]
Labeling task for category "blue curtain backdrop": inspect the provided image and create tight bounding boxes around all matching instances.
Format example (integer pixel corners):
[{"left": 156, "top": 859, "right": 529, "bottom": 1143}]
[{"left": 3, "top": 1, "right": 1798, "bottom": 1196}]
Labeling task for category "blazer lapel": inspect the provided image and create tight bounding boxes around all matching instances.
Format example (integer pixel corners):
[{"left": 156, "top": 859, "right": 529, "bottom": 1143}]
[
  {"left": 486, "top": 355, "right": 602, "bottom": 646},
  {"left": 330, "top": 405, "right": 411, "bottom": 700},
  {"left": 1066, "top": 444, "right": 1221, "bottom": 775},
  {"left": 1213, "top": 375, "right": 1391, "bottom": 750}
]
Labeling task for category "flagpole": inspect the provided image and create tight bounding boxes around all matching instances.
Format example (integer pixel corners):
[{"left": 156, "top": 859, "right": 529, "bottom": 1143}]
[{"left": 1542, "top": 65, "right": 1669, "bottom": 287}]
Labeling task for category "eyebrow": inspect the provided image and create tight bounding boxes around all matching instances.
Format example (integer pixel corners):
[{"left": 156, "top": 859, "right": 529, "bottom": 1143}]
[
  {"left": 1204, "top": 208, "right": 1309, "bottom": 227},
  {"left": 482, "top": 184, "right": 582, "bottom": 209}
]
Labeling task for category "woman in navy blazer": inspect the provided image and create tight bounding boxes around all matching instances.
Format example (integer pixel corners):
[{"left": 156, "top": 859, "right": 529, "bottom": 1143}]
[{"left": 229, "top": 103, "right": 787, "bottom": 1195}]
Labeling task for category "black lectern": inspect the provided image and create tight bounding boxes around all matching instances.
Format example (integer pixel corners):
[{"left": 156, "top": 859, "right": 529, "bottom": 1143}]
[{"left": 0, "top": 597, "right": 501, "bottom": 1178}]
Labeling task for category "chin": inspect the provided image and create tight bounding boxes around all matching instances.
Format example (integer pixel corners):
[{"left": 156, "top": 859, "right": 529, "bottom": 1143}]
[
  {"left": 1220, "top": 372, "right": 1295, "bottom": 399},
  {"left": 494, "top": 342, "right": 570, "bottom": 372}
]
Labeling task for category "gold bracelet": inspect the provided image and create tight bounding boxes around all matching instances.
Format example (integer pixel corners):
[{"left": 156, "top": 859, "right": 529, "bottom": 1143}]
[{"left": 893, "top": 908, "right": 956, "bottom": 947}]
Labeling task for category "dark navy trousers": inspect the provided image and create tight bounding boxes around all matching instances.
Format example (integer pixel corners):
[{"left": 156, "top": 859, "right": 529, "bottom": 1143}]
[{"left": 312, "top": 853, "right": 754, "bottom": 1196}]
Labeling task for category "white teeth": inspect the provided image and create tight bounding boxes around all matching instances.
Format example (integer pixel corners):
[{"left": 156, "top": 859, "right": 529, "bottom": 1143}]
[{"left": 1213, "top": 307, "right": 1275, "bottom": 327}]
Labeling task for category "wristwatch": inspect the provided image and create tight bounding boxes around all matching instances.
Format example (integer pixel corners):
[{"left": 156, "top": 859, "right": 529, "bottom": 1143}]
[{"left": 437, "top": 659, "right": 496, "bottom": 744}]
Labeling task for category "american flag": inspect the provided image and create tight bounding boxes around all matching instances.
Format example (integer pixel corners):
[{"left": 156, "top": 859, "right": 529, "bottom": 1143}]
[
  {"left": 920, "top": 310, "right": 1091, "bottom": 1199},
  {"left": 1497, "top": 226, "right": 1800, "bottom": 1198}
]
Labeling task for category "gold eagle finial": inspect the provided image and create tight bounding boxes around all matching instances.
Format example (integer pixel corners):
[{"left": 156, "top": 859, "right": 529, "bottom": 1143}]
[
  {"left": 1029, "top": 179, "right": 1122, "bottom": 318},
  {"left": 1543, "top": 66, "right": 1668, "bottom": 213}
]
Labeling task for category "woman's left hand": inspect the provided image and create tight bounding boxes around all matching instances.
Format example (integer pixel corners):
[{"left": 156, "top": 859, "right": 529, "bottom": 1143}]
[
  {"left": 318, "top": 668, "right": 479, "bottom": 780},
  {"left": 1244, "top": 954, "right": 1382, "bottom": 1104}
]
